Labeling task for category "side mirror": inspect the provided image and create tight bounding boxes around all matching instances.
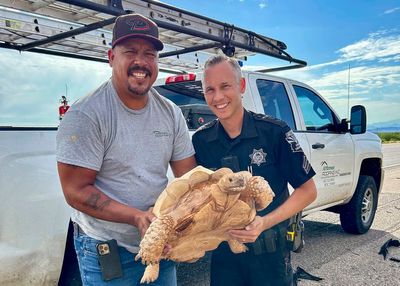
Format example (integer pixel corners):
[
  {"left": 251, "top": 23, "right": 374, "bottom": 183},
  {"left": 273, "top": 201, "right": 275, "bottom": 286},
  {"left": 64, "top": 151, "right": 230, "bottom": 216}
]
[{"left": 350, "top": 105, "right": 366, "bottom": 134}]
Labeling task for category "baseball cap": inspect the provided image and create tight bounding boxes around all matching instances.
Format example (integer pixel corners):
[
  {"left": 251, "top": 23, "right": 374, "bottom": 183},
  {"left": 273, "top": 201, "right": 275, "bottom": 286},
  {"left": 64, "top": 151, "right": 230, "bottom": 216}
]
[{"left": 112, "top": 13, "right": 164, "bottom": 51}]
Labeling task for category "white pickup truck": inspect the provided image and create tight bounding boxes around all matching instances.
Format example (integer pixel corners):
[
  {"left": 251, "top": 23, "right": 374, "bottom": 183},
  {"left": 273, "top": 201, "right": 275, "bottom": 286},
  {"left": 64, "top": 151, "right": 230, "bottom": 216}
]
[{"left": 0, "top": 0, "right": 383, "bottom": 285}]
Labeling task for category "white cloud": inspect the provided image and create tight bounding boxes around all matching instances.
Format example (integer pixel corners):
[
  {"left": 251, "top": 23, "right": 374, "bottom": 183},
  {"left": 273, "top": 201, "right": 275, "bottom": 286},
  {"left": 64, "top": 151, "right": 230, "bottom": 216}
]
[
  {"left": 379, "top": 54, "right": 400, "bottom": 62},
  {"left": 338, "top": 31, "right": 400, "bottom": 62},
  {"left": 307, "top": 66, "right": 400, "bottom": 91},
  {"left": 303, "top": 29, "right": 400, "bottom": 70},
  {"left": 258, "top": 0, "right": 266, "bottom": 9},
  {"left": 383, "top": 7, "right": 400, "bottom": 14}
]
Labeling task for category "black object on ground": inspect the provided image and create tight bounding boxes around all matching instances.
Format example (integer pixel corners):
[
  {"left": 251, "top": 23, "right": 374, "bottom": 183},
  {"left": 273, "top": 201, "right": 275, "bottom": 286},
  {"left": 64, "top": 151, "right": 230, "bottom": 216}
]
[
  {"left": 378, "top": 238, "right": 400, "bottom": 262},
  {"left": 293, "top": 266, "right": 323, "bottom": 285}
]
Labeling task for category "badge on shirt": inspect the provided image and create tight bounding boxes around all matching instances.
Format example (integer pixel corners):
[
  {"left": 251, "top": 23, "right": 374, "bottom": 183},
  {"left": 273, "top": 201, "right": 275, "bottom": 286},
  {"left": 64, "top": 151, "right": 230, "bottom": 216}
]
[
  {"left": 285, "top": 130, "right": 302, "bottom": 152},
  {"left": 249, "top": 148, "right": 267, "bottom": 166}
]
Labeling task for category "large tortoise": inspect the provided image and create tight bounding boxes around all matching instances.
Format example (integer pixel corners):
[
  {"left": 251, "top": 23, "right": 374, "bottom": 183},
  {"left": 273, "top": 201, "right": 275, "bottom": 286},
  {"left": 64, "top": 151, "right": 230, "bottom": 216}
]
[{"left": 135, "top": 166, "right": 274, "bottom": 283}]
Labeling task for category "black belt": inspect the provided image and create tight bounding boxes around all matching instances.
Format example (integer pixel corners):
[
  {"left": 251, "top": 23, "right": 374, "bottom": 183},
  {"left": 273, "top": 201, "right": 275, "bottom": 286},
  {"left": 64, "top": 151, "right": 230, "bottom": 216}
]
[{"left": 73, "top": 222, "right": 86, "bottom": 235}]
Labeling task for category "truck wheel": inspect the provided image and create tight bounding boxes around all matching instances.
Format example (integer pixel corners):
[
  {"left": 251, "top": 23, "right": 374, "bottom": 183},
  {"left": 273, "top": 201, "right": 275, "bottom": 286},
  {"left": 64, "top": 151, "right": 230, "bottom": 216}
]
[{"left": 339, "top": 175, "right": 378, "bottom": 234}]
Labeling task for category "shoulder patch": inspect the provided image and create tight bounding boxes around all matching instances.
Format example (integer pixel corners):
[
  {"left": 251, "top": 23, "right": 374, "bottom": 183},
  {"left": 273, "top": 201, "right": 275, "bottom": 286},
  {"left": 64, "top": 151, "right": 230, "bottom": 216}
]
[
  {"left": 285, "top": 130, "right": 303, "bottom": 152},
  {"left": 195, "top": 119, "right": 218, "bottom": 132},
  {"left": 252, "top": 112, "right": 287, "bottom": 127}
]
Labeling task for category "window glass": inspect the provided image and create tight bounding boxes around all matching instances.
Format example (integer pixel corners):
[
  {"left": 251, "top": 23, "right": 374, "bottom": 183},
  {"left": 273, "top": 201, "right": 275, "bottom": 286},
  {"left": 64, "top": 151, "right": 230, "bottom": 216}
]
[
  {"left": 155, "top": 81, "right": 214, "bottom": 130},
  {"left": 154, "top": 81, "right": 206, "bottom": 105},
  {"left": 256, "top": 79, "right": 295, "bottom": 130},
  {"left": 0, "top": 50, "right": 110, "bottom": 127},
  {"left": 293, "top": 85, "right": 336, "bottom": 132}
]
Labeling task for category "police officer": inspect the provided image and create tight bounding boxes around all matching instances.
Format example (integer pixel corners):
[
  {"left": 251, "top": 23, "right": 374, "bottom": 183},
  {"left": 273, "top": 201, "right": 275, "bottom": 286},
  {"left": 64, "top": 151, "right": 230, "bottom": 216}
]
[{"left": 192, "top": 54, "right": 317, "bottom": 286}]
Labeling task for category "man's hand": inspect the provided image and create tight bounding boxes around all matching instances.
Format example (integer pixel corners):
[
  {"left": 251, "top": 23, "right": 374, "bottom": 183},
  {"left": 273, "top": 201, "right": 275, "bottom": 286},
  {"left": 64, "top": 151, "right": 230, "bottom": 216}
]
[
  {"left": 135, "top": 208, "right": 172, "bottom": 255},
  {"left": 134, "top": 208, "right": 156, "bottom": 238},
  {"left": 228, "top": 216, "right": 266, "bottom": 243}
]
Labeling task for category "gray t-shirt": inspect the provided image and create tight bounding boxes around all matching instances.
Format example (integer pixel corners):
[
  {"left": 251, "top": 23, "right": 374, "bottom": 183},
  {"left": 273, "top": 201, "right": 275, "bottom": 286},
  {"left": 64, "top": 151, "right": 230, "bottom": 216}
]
[{"left": 56, "top": 79, "right": 194, "bottom": 253}]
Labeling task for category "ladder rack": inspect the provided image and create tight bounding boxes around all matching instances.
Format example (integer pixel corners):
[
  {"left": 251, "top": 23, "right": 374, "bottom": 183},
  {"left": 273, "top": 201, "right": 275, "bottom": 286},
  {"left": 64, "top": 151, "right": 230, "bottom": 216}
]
[{"left": 0, "top": 0, "right": 307, "bottom": 73}]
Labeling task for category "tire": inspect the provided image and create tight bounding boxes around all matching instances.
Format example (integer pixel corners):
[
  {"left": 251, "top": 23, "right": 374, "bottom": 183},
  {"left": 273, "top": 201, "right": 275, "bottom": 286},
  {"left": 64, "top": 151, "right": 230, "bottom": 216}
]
[{"left": 339, "top": 175, "right": 378, "bottom": 234}]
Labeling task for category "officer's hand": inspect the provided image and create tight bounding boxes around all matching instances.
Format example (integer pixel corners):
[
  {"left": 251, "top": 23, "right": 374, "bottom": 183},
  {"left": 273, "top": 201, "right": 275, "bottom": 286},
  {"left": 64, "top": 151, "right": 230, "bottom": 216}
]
[
  {"left": 135, "top": 208, "right": 156, "bottom": 238},
  {"left": 228, "top": 216, "right": 265, "bottom": 243}
]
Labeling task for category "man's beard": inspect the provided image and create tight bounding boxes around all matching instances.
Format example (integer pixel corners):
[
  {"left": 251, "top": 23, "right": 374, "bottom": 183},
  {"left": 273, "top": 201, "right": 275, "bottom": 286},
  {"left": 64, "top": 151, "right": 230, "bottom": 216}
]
[
  {"left": 128, "top": 85, "right": 151, "bottom": 97},
  {"left": 127, "top": 65, "right": 152, "bottom": 97}
]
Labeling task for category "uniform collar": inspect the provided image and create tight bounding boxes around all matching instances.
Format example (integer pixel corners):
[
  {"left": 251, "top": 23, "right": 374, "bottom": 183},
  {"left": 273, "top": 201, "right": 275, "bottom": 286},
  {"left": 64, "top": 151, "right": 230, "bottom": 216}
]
[
  {"left": 205, "top": 109, "right": 258, "bottom": 144},
  {"left": 241, "top": 109, "right": 258, "bottom": 139}
]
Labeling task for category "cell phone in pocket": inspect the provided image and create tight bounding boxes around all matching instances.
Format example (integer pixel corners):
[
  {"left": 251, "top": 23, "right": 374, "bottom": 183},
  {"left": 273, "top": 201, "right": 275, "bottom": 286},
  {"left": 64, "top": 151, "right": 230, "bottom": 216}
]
[{"left": 96, "top": 239, "right": 123, "bottom": 281}]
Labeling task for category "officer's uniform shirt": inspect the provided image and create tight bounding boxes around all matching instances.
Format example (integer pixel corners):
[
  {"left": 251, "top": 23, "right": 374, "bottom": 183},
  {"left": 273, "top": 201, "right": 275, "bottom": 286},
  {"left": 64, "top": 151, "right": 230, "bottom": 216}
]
[{"left": 192, "top": 109, "right": 315, "bottom": 216}]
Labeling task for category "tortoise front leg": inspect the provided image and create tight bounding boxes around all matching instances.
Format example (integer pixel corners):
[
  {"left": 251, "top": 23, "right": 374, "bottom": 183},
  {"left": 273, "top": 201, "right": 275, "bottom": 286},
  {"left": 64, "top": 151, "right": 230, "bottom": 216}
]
[
  {"left": 245, "top": 176, "right": 274, "bottom": 211},
  {"left": 135, "top": 215, "right": 174, "bottom": 265},
  {"left": 140, "top": 264, "right": 160, "bottom": 284},
  {"left": 228, "top": 239, "right": 248, "bottom": 253}
]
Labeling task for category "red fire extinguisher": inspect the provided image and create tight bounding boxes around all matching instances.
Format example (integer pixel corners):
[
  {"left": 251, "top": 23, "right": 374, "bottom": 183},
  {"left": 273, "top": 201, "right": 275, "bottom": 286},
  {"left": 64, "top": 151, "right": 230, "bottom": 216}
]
[{"left": 59, "top": 96, "right": 70, "bottom": 121}]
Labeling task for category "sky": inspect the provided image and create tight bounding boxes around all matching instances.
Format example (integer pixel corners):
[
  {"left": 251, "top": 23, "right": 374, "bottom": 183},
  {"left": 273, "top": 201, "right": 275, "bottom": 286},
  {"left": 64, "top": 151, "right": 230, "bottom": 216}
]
[{"left": 0, "top": 0, "right": 399, "bottom": 127}]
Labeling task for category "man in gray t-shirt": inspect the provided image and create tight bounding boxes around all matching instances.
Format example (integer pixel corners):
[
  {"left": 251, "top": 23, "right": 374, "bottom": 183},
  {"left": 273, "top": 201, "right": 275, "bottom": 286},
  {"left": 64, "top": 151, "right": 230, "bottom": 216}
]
[{"left": 56, "top": 13, "right": 196, "bottom": 286}]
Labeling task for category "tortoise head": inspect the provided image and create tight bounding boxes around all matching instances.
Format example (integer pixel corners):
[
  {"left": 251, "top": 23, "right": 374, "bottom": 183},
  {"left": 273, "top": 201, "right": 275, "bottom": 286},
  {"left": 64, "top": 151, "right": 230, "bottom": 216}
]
[{"left": 217, "top": 171, "right": 251, "bottom": 194}]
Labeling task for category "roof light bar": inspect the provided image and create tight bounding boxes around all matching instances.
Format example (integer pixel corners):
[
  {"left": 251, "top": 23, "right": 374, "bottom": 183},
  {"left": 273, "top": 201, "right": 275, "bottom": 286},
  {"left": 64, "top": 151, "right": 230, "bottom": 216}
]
[{"left": 165, "top": 74, "right": 196, "bottom": 84}]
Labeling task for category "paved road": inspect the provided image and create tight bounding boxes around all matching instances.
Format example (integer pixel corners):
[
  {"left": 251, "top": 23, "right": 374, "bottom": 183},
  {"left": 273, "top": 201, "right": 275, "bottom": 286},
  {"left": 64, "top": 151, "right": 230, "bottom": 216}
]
[
  {"left": 177, "top": 143, "right": 400, "bottom": 286},
  {"left": 383, "top": 142, "right": 400, "bottom": 168},
  {"left": 290, "top": 165, "right": 400, "bottom": 286}
]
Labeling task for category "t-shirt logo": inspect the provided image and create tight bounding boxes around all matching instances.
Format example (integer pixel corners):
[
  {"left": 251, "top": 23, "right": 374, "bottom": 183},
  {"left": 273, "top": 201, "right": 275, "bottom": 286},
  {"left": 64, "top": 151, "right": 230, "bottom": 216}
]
[
  {"left": 249, "top": 148, "right": 267, "bottom": 166},
  {"left": 153, "top": 130, "right": 171, "bottom": 137},
  {"left": 285, "top": 130, "right": 302, "bottom": 152}
]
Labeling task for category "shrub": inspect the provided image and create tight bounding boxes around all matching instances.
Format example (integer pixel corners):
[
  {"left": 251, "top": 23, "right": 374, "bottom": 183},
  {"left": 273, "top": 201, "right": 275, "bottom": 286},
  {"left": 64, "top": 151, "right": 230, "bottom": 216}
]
[{"left": 376, "top": 132, "right": 400, "bottom": 143}]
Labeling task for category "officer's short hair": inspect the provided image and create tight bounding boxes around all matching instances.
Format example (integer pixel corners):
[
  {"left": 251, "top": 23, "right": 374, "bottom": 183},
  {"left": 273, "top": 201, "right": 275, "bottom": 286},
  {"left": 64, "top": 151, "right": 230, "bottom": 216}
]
[{"left": 203, "top": 54, "right": 243, "bottom": 83}]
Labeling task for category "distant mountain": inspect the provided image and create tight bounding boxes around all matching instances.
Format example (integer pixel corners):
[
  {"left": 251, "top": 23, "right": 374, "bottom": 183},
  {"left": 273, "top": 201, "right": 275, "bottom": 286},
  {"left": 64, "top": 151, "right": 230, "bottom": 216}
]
[{"left": 368, "top": 119, "right": 400, "bottom": 133}]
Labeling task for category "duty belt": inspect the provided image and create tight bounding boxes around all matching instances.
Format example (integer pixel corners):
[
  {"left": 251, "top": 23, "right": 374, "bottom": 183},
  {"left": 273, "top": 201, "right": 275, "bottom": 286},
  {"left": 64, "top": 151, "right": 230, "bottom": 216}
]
[{"left": 249, "top": 223, "right": 288, "bottom": 255}]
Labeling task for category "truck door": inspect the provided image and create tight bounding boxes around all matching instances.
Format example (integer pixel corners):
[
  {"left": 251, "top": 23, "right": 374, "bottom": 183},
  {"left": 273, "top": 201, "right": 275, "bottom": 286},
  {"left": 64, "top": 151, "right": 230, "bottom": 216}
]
[
  {"left": 291, "top": 84, "right": 355, "bottom": 209},
  {"left": 247, "top": 75, "right": 312, "bottom": 192}
]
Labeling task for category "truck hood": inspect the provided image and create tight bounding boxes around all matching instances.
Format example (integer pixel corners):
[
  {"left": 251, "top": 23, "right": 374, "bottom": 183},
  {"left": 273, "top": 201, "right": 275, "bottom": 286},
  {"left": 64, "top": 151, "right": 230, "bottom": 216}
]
[{"left": 353, "top": 131, "right": 381, "bottom": 143}]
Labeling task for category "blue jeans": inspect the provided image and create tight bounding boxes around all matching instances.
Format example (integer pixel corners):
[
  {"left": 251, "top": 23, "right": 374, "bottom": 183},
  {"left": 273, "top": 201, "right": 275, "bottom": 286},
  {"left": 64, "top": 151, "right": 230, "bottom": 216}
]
[{"left": 73, "top": 226, "right": 177, "bottom": 286}]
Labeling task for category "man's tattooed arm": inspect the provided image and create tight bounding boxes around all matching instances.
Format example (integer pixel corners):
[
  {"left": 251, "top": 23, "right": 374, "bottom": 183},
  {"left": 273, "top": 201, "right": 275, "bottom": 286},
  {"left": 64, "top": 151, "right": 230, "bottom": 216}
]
[{"left": 84, "top": 193, "right": 112, "bottom": 211}]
